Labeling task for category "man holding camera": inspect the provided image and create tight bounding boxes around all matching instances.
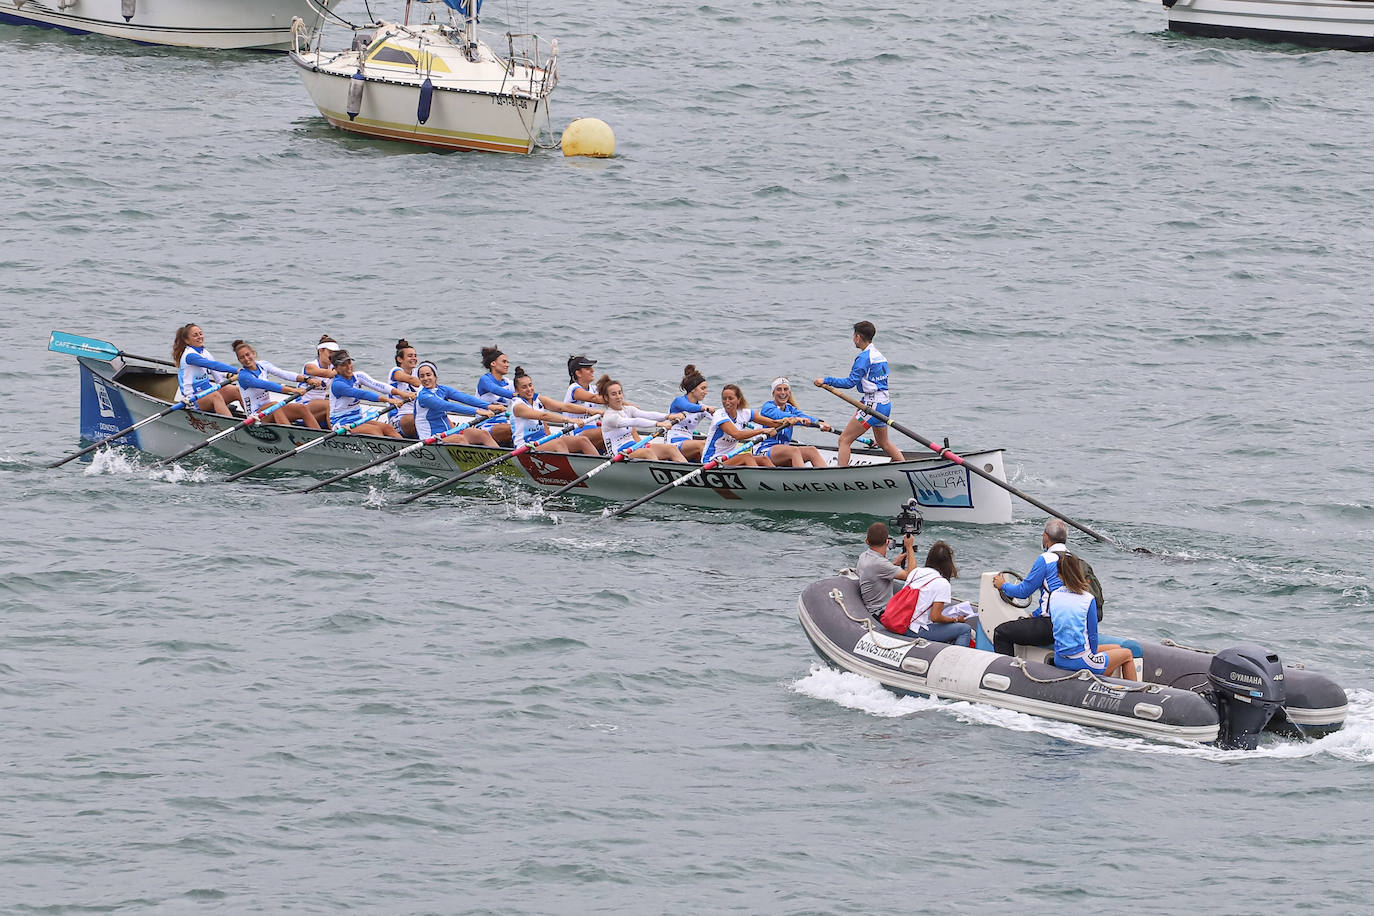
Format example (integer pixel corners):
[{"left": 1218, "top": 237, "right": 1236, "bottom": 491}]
[{"left": 857, "top": 521, "right": 918, "bottom": 615}]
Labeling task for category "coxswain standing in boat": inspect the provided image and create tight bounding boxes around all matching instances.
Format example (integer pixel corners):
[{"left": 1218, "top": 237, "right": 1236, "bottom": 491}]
[
  {"left": 702, "top": 384, "right": 798, "bottom": 468},
  {"left": 510, "top": 367, "right": 601, "bottom": 455},
  {"left": 990, "top": 519, "right": 1070, "bottom": 656},
  {"left": 562, "top": 355, "right": 611, "bottom": 453},
  {"left": 1047, "top": 553, "right": 1136, "bottom": 680},
  {"left": 757, "top": 378, "right": 831, "bottom": 468},
  {"left": 232, "top": 339, "right": 323, "bottom": 429},
  {"left": 172, "top": 323, "right": 241, "bottom": 417},
  {"left": 664, "top": 365, "right": 717, "bottom": 462},
  {"left": 414, "top": 362, "right": 501, "bottom": 446},
  {"left": 813, "top": 320, "right": 904, "bottom": 467},
  {"left": 390, "top": 339, "right": 423, "bottom": 438},
  {"left": 328, "top": 349, "right": 412, "bottom": 438},
  {"left": 597, "top": 375, "right": 690, "bottom": 462},
  {"left": 476, "top": 345, "right": 516, "bottom": 446},
  {"left": 300, "top": 335, "right": 341, "bottom": 426}
]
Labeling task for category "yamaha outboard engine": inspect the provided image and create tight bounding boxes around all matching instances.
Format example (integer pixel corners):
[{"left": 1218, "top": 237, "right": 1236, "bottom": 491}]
[{"left": 1207, "top": 644, "right": 1285, "bottom": 750}]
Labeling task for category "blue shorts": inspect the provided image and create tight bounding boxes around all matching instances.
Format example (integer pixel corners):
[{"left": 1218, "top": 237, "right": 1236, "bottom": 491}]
[
  {"left": 330, "top": 410, "right": 363, "bottom": 428},
  {"left": 754, "top": 440, "right": 785, "bottom": 458},
  {"left": 859, "top": 401, "right": 891, "bottom": 429},
  {"left": 1055, "top": 651, "right": 1109, "bottom": 674}
]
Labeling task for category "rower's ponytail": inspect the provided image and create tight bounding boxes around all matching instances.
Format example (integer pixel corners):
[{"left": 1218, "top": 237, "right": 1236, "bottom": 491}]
[
  {"left": 680, "top": 364, "right": 706, "bottom": 393},
  {"left": 172, "top": 324, "right": 196, "bottom": 364}
]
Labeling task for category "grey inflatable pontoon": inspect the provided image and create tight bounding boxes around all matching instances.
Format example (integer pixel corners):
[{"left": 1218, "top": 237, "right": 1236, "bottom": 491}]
[{"left": 798, "top": 572, "right": 1347, "bottom": 747}]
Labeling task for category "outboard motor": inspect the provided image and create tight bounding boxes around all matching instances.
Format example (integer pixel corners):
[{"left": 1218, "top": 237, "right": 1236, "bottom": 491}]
[{"left": 1207, "top": 644, "right": 1285, "bottom": 750}]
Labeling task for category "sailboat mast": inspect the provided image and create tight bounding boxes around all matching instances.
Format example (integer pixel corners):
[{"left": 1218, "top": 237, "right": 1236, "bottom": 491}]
[{"left": 464, "top": 0, "right": 477, "bottom": 46}]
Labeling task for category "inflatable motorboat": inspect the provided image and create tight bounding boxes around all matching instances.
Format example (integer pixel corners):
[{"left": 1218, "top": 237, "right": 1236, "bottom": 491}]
[{"left": 798, "top": 572, "right": 1348, "bottom": 747}]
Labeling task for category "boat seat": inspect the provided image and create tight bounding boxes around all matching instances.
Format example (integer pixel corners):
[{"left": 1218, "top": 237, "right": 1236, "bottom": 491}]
[{"left": 1016, "top": 645, "right": 1056, "bottom": 666}]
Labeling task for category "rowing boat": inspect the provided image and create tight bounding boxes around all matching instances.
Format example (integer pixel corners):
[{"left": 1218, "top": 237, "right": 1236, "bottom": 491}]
[{"left": 69, "top": 356, "right": 1016, "bottom": 522}]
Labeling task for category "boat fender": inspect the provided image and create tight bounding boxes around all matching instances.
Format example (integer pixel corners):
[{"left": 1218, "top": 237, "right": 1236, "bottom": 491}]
[
  {"left": 417, "top": 78, "right": 434, "bottom": 125},
  {"left": 121, "top": 0, "right": 135, "bottom": 21},
  {"left": 347, "top": 71, "right": 366, "bottom": 122}
]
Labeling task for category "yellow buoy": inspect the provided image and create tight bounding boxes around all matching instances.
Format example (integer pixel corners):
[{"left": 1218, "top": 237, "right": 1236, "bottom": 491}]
[{"left": 561, "top": 118, "right": 616, "bottom": 158}]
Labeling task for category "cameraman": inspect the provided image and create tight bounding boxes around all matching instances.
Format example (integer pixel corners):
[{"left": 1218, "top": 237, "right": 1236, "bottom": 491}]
[{"left": 857, "top": 522, "right": 918, "bottom": 615}]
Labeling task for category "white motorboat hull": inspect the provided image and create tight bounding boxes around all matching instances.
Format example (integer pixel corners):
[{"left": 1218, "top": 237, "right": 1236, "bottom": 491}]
[
  {"left": 0, "top": 0, "right": 331, "bottom": 50},
  {"left": 291, "top": 50, "right": 548, "bottom": 154},
  {"left": 1164, "top": 0, "right": 1374, "bottom": 49},
  {"left": 76, "top": 357, "right": 1017, "bottom": 522}
]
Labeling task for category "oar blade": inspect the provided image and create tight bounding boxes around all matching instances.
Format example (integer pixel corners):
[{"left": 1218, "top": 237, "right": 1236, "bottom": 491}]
[{"left": 48, "top": 331, "right": 119, "bottom": 361}]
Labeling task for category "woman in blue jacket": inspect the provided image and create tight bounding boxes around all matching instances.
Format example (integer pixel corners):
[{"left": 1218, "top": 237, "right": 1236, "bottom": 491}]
[{"left": 1048, "top": 554, "right": 1136, "bottom": 680}]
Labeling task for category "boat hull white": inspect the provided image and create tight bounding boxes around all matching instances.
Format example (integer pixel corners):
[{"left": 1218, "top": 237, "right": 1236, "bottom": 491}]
[
  {"left": 76, "top": 358, "right": 1016, "bottom": 522},
  {"left": 0, "top": 0, "right": 331, "bottom": 50},
  {"left": 1165, "top": 0, "right": 1374, "bottom": 50}
]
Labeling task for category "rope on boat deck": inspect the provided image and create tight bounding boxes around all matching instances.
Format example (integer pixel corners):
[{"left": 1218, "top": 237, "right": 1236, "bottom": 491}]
[{"left": 828, "top": 588, "right": 928, "bottom": 650}]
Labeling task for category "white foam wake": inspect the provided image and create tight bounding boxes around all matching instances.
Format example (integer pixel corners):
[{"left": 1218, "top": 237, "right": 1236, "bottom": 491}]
[{"left": 791, "top": 666, "right": 1374, "bottom": 763}]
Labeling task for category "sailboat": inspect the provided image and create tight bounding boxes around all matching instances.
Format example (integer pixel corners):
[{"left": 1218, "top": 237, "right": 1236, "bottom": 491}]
[{"left": 289, "top": 0, "right": 558, "bottom": 154}]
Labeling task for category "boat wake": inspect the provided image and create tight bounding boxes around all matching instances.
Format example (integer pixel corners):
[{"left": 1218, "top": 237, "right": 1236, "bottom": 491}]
[
  {"left": 791, "top": 665, "right": 1374, "bottom": 763},
  {"left": 83, "top": 448, "right": 211, "bottom": 484}
]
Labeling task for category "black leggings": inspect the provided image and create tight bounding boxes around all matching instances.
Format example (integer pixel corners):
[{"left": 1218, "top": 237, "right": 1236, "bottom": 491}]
[{"left": 992, "top": 616, "right": 1053, "bottom": 656}]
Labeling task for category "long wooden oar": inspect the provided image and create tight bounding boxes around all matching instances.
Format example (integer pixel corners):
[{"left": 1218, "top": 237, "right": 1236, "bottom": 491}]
[
  {"left": 48, "top": 330, "right": 177, "bottom": 367},
  {"left": 603, "top": 440, "right": 755, "bottom": 519},
  {"left": 295, "top": 410, "right": 501, "bottom": 494},
  {"left": 156, "top": 391, "right": 307, "bottom": 467},
  {"left": 48, "top": 377, "right": 236, "bottom": 468},
  {"left": 820, "top": 383, "right": 1113, "bottom": 545},
  {"left": 224, "top": 404, "right": 398, "bottom": 482},
  {"left": 545, "top": 427, "right": 668, "bottom": 499},
  {"left": 399, "top": 423, "right": 592, "bottom": 506}
]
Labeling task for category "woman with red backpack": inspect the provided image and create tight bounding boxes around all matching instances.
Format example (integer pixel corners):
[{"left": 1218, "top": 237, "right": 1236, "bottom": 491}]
[{"left": 879, "top": 540, "right": 974, "bottom": 643}]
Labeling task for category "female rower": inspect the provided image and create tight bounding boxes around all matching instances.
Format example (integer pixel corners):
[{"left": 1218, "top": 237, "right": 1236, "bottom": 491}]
[
  {"left": 701, "top": 384, "right": 799, "bottom": 468},
  {"left": 232, "top": 339, "right": 322, "bottom": 429},
  {"left": 564, "top": 354, "right": 608, "bottom": 452},
  {"left": 476, "top": 345, "right": 515, "bottom": 445},
  {"left": 757, "top": 377, "right": 831, "bottom": 468},
  {"left": 414, "top": 362, "right": 501, "bottom": 446},
  {"left": 391, "top": 338, "right": 422, "bottom": 438},
  {"left": 597, "top": 375, "right": 689, "bottom": 462},
  {"left": 664, "top": 364, "right": 717, "bottom": 462},
  {"left": 328, "top": 349, "right": 412, "bottom": 438},
  {"left": 300, "top": 335, "right": 340, "bottom": 425},
  {"left": 510, "top": 368, "right": 601, "bottom": 454},
  {"left": 172, "top": 323, "right": 241, "bottom": 417}
]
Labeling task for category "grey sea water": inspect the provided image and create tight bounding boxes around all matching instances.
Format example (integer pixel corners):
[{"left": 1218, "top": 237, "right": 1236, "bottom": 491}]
[{"left": 3, "top": 0, "right": 1373, "bottom": 911}]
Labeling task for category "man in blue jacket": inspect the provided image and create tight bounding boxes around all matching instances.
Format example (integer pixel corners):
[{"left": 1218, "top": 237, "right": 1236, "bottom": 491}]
[{"left": 990, "top": 518, "right": 1070, "bottom": 655}]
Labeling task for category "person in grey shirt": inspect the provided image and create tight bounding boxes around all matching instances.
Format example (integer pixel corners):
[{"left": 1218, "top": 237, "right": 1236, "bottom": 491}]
[{"left": 857, "top": 521, "right": 917, "bottom": 614}]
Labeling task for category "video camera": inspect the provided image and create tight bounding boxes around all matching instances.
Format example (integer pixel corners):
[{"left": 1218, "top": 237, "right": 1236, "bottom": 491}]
[{"left": 890, "top": 498, "right": 924, "bottom": 539}]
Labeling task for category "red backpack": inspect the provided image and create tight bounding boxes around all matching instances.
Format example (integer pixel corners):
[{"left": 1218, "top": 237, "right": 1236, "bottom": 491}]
[{"left": 879, "top": 573, "right": 937, "bottom": 635}]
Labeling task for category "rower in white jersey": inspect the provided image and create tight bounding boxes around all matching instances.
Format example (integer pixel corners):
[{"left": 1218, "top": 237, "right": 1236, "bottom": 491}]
[
  {"left": 232, "top": 338, "right": 323, "bottom": 429},
  {"left": 327, "top": 349, "right": 412, "bottom": 439},
  {"left": 563, "top": 354, "right": 608, "bottom": 453},
  {"left": 300, "top": 334, "right": 340, "bottom": 426},
  {"left": 663, "top": 364, "right": 718, "bottom": 462},
  {"left": 171, "top": 323, "right": 241, "bottom": 418},
  {"left": 390, "top": 338, "right": 422, "bottom": 438},
  {"left": 509, "top": 368, "right": 600, "bottom": 455},
  {"left": 596, "top": 375, "right": 689, "bottom": 462},
  {"left": 701, "top": 383, "right": 798, "bottom": 468}
]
